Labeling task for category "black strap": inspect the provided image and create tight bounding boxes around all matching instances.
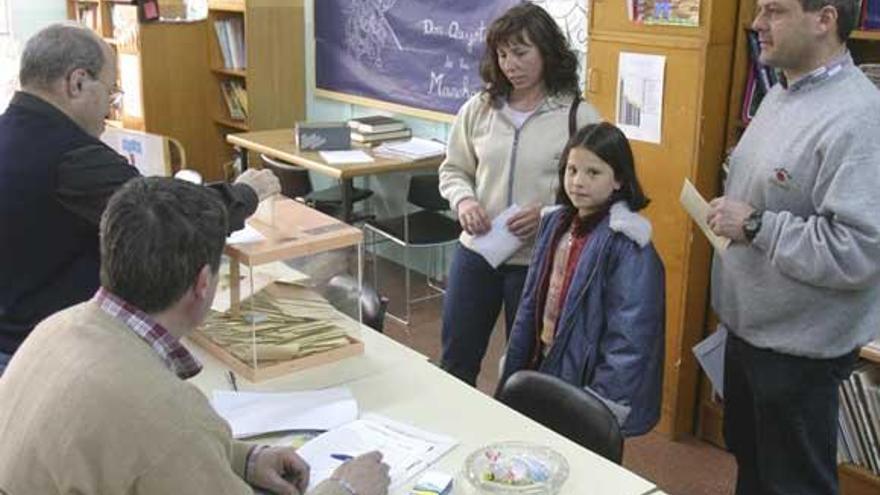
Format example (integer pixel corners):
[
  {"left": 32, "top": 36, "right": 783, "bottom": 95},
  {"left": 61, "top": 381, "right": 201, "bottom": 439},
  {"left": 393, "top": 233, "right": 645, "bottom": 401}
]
[{"left": 568, "top": 94, "right": 581, "bottom": 137}]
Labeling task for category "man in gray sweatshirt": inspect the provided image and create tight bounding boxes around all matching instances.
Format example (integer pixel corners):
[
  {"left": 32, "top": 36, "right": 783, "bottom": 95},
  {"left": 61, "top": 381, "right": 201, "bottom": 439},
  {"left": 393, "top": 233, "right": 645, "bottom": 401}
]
[{"left": 707, "top": 1, "right": 880, "bottom": 494}]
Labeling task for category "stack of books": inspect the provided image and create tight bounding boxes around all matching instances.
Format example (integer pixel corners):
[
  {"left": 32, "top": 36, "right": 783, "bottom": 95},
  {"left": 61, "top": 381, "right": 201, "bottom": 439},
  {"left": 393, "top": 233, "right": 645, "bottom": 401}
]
[
  {"left": 348, "top": 116, "right": 411, "bottom": 146},
  {"left": 860, "top": 64, "right": 880, "bottom": 89},
  {"left": 858, "top": 0, "right": 880, "bottom": 30},
  {"left": 220, "top": 80, "right": 248, "bottom": 121},
  {"left": 214, "top": 17, "right": 246, "bottom": 70},
  {"left": 838, "top": 361, "right": 880, "bottom": 475}
]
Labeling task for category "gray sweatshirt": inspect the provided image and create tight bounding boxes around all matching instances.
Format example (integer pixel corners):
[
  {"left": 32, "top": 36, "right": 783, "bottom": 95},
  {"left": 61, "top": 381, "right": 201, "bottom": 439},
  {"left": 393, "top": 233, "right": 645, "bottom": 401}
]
[{"left": 711, "top": 54, "right": 880, "bottom": 358}]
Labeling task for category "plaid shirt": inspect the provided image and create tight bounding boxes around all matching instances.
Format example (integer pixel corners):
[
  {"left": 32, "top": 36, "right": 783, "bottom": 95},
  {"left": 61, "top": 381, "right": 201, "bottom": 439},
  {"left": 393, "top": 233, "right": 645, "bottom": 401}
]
[{"left": 95, "top": 288, "right": 202, "bottom": 379}]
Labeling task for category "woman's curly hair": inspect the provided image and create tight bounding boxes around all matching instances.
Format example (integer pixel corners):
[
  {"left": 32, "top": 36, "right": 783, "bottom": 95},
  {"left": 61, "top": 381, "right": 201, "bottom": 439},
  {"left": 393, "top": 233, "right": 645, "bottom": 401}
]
[{"left": 479, "top": 2, "right": 580, "bottom": 100}]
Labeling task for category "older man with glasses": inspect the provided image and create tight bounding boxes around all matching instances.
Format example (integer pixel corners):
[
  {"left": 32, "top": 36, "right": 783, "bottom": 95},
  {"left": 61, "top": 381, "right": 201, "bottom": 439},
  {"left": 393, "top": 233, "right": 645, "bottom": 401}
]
[{"left": 0, "top": 23, "right": 280, "bottom": 372}]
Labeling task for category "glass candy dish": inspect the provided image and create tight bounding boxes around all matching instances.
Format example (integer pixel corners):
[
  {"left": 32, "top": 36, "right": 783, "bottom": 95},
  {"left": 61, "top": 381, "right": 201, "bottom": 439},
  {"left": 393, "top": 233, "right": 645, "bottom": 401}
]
[{"left": 464, "top": 441, "right": 569, "bottom": 494}]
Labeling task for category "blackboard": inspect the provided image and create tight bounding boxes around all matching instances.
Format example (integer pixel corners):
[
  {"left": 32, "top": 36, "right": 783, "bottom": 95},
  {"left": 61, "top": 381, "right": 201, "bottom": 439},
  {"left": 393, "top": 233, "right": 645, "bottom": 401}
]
[{"left": 314, "top": 0, "right": 520, "bottom": 120}]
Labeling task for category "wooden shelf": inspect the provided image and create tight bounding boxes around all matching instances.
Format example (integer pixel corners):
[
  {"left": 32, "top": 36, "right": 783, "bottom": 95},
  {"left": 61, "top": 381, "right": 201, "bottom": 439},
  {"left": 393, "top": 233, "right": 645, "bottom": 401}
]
[
  {"left": 860, "top": 344, "right": 880, "bottom": 364},
  {"left": 852, "top": 30, "right": 880, "bottom": 41},
  {"left": 212, "top": 67, "right": 247, "bottom": 78},
  {"left": 214, "top": 117, "right": 250, "bottom": 131},
  {"left": 839, "top": 463, "right": 880, "bottom": 495},
  {"left": 208, "top": 1, "right": 245, "bottom": 13}
]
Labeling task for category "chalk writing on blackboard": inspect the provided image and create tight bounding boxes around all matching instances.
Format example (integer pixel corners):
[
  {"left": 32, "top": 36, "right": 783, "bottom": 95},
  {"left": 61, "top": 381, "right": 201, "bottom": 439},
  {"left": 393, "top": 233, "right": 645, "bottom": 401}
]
[
  {"left": 315, "top": 1, "right": 588, "bottom": 119},
  {"left": 344, "top": 0, "right": 402, "bottom": 69}
]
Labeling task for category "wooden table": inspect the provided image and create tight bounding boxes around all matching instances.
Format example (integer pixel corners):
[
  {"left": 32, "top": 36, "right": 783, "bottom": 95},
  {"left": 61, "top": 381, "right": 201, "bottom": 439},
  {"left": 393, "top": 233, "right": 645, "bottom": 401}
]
[
  {"left": 187, "top": 327, "right": 660, "bottom": 495},
  {"left": 227, "top": 129, "right": 444, "bottom": 223}
]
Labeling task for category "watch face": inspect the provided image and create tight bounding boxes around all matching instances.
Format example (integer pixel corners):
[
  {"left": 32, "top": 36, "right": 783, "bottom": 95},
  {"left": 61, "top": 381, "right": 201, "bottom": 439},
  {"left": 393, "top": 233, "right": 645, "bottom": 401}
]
[{"left": 744, "top": 212, "right": 761, "bottom": 240}]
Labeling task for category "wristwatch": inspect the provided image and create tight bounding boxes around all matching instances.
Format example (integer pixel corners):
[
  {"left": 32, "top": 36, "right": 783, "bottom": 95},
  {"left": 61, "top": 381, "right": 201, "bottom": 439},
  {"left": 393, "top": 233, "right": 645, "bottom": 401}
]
[{"left": 743, "top": 210, "right": 763, "bottom": 243}]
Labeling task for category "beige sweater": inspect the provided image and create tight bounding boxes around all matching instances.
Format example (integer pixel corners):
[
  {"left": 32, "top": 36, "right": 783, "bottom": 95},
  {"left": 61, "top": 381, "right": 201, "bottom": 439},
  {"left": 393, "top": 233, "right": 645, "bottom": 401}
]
[
  {"left": 0, "top": 301, "right": 344, "bottom": 495},
  {"left": 439, "top": 91, "right": 601, "bottom": 265}
]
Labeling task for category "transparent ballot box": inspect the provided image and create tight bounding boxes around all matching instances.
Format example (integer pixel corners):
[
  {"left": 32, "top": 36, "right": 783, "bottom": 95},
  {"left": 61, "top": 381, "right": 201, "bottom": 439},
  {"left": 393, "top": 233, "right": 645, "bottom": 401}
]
[{"left": 190, "top": 197, "right": 365, "bottom": 382}]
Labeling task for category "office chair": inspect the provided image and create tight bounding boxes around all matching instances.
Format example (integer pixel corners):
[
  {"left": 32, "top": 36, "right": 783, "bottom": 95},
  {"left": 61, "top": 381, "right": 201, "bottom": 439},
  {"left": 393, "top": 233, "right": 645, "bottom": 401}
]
[
  {"left": 363, "top": 174, "right": 461, "bottom": 326},
  {"left": 497, "top": 370, "right": 624, "bottom": 464},
  {"left": 322, "top": 274, "right": 388, "bottom": 333},
  {"left": 260, "top": 154, "right": 373, "bottom": 220}
]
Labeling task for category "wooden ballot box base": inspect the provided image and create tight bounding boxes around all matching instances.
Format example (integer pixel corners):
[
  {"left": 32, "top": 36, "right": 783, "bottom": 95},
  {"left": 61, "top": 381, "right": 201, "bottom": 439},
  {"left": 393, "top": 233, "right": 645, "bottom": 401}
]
[{"left": 188, "top": 329, "right": 364, "bottom": 382}]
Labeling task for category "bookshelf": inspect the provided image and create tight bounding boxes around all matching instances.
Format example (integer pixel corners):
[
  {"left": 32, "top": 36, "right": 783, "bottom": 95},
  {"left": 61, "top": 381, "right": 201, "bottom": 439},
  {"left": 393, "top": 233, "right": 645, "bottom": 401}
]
[
  {"left": 697, "top": 1, "right": 880, "bottom": 493},
  {"left": 204, "top": 0, "right": 306, "bottom": 180},
  {"left": 66, "top": 0, "right": 306, "bottom": 182},
  {"left": 66, "top": 0, "right": 212, "bottom": 178}
]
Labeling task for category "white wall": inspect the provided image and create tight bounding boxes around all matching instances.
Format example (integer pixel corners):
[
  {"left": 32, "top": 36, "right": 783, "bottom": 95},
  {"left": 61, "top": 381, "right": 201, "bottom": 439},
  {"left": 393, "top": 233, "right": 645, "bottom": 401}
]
[
  {"left": 0, "top": 0, "right": 66, "bottom": 110},
  {"left": 10, "top": 0, "right": 65, "bottom": 43}
]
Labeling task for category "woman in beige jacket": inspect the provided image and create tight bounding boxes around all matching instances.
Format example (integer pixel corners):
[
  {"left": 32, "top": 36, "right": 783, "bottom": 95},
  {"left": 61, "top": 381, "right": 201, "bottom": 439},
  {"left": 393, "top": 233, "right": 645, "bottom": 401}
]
[{"left": 438, "top": 3, "right": 600, "bottom": 386}]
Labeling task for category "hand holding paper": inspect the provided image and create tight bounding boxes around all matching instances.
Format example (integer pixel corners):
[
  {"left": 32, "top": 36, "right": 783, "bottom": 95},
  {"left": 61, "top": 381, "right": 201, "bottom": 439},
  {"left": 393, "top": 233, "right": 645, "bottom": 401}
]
[
  {"left": 468, "top": 204, "right": 524, "bottom": 268},
  {"left": 679, "top": 180, "right": 731, "bottom": 251}
]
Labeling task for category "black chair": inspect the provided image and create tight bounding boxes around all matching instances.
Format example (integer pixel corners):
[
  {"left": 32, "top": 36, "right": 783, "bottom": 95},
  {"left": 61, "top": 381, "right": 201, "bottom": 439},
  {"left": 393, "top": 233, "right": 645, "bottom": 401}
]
[
  {"left": 260, "top": 154, "right": 373, "bottom": 220},
  {"left": 497, "top": 370, "right": 624, "bottom": 464},
  {"left": 322, "top": 274, "right": 388, "bottom": 333},
  {"left": 363, "top": 174, "right": 461, "bottom": 326}
]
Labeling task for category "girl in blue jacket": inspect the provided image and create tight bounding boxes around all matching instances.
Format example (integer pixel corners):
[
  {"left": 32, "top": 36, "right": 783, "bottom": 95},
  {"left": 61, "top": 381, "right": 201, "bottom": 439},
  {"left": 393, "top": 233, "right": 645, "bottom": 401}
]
[{"left": 500, "top": 122, "right": 665, "bottom": 436}]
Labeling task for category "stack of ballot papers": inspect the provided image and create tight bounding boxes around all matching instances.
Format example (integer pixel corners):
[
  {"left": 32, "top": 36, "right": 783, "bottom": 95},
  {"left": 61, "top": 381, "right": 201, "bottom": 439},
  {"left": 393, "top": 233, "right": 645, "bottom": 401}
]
[{"left": 211, "top": 388, "right": 358, "bottom": 438}]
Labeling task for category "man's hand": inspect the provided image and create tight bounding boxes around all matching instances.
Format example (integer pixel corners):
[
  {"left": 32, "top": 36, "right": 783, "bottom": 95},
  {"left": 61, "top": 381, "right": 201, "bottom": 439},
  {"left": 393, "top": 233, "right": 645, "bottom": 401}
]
[
  {"left": 457, "top": 197, "right": 491, "bottom": 236},
  {"left": 330, "top": 451, "right": 391, "bottom": 495},
  {"left": 236, "top": 169, "right": 281, "bottom": 201},
  {"left": 249, "top": 447, "right": 310, "bottom": 495},
  {"left": 707, "top": 196, "right": 755, "bottom": 243},
  {"left": 506, "top": 203, "right": 540, "bottom": 240}
]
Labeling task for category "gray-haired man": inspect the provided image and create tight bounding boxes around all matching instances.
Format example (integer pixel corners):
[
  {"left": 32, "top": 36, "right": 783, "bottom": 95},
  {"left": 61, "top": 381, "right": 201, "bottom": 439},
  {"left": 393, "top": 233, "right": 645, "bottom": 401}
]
[
  {"left": 0, "top": 177, "right": 389, "bottom": 495},
  {"left": 0, "top": 23, "right": 279, "bottom": 369}
]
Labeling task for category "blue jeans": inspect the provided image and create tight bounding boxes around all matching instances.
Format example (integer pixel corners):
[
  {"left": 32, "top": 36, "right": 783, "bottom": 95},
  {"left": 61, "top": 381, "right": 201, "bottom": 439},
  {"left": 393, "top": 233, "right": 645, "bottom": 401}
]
[
  {"left": 0, "top": 350, "right": 11, "bottom": 376},
  {"left": 440, "top": 245, "right": 528, "bottom": 386},
  {"left": 723, "top": 332, "right": 858, "bottom": 495}
]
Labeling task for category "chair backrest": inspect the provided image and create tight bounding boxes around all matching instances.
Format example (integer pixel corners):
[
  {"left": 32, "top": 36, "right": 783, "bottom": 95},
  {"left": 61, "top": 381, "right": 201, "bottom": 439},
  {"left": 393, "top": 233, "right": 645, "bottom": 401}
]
[
  {"left": 260, "top": 153, "right": 313, "bottom": 199},
  {"left": 407, "top": 174, "right": 449, "bottom": 211},
  {"left": 497, "top": 370, "right": 624, "bottom": 464},
  {"left": 323, "top": 274, "right": 388, "bottom": 333}
]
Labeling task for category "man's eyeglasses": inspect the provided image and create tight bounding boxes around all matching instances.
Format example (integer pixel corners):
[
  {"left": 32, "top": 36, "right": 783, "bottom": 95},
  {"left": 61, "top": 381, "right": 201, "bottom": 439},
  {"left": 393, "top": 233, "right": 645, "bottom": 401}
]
[{"left": 91, "top": 76, "right": 124, "bottom": 108}]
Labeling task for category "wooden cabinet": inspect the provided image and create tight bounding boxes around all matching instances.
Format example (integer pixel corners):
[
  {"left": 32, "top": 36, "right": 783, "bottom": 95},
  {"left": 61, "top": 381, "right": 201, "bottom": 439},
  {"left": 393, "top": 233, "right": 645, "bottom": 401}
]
[
  {"left": 66, "top": 0, "right": 212, "bottom": 177},
  {"left": 586, "top": 0, "right": 739, "bottom": 438},
  {"left": 204, "top": 0, "right": 306, "bottom": 180}
]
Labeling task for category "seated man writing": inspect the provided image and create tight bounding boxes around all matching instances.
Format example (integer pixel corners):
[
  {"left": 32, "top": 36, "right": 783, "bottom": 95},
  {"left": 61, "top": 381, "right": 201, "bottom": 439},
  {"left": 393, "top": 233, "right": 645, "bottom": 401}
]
[{"left": 0, "top": 177, "right": 390, "bottom": 495}]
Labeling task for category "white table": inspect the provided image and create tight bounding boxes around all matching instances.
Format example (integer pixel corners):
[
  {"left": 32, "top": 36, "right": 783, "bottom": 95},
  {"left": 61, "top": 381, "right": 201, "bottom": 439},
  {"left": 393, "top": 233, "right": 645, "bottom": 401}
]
[{"left": 187, "top": 328, "right": 658, "bottom": 495}]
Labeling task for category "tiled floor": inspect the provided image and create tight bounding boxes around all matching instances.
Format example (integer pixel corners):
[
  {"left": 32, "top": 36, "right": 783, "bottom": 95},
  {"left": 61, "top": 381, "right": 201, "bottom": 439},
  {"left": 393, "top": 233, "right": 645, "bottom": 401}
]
[{"left": 370, "top": 257, "right": 737, "bottom": 495}]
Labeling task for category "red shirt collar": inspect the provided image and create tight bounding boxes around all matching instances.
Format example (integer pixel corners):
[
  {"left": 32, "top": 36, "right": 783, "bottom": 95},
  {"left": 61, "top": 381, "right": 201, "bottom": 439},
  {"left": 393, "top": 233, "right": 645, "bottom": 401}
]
[{"left": 94, "top": 288, "right": 202, "bottom": 379}]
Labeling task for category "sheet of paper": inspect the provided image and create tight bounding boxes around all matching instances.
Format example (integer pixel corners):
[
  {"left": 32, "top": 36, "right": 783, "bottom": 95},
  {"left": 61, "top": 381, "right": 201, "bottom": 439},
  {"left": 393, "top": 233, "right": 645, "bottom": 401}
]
[
  {"left": 319, "top": 150, "right": 374, "bottom": 165},
  {"left": 468, "top": 204, "right": 524, "bottom": 268},
  {"left": 679, "top": 179, "right": 731, "bottom": 251},
  {"left": 296, "top": 414, "right": 457, "bottom": 491},
  {"left": 226, "top": 224, "right": 266, "bottom": 245},
  {"left": 692, "top": 325, "right": 728, "bottom": 399},
  {"left": 211, "top": 388, "right": 358, "bottom": 439},
  {"left": 373, "top": 137, "right": 445, "bottom": 159},
  {"left": 616, "top": 52, "right": 665, "bottom": 144}
]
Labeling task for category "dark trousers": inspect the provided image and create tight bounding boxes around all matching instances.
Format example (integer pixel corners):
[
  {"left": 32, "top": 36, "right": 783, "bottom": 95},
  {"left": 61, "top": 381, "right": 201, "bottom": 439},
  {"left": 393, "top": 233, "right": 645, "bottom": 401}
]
[
  {"left": 440, "top": 245, "right": 528, "bottom": 386},
  {"left": 723, "top": 332, "right": 858, "bottom": 495}
]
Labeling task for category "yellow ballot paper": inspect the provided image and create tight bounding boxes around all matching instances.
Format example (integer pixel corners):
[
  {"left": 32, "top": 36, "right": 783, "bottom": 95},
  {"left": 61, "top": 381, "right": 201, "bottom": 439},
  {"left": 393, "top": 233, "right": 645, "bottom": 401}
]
[{"left": 679, "top": 179, "right": 731, "bottom": 251}]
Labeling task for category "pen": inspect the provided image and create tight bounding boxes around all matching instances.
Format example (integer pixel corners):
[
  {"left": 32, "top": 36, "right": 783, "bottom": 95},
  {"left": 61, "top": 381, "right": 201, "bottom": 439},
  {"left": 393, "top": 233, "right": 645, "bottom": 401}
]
[
  {"left": 226, "top": 370, "right": 238, "bottom": 392},
  {"left": 330, "top": 453, "right": 354, "bottom": 462}
]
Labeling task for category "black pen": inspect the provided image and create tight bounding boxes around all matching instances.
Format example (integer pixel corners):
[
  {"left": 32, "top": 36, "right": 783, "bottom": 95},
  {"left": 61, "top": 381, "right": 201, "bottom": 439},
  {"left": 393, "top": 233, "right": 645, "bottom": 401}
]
[{"left": 227, "top": 370, "right": 238, "bottom": 391}]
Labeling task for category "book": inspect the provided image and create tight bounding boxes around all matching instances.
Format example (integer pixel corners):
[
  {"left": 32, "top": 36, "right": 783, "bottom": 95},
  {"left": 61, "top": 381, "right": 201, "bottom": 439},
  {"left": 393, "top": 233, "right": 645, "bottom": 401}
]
[
  {"left": 348, "top": 115, "right": 407, "bottom": 133},
  {"left": 351, "top": 128, "right": 412, "bottom": 143}
]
